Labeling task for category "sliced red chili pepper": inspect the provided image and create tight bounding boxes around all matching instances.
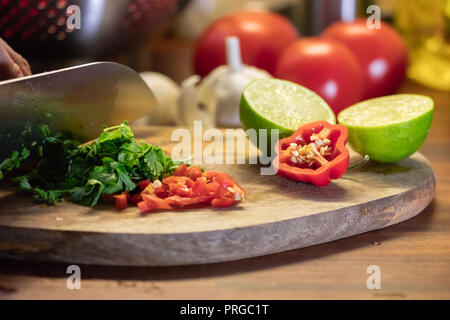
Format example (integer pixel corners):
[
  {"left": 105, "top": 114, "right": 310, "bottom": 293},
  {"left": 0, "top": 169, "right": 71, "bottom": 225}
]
[
  {"left": 153, "top": 183, "right": 169, "bottom": 198},
  {"left": 273, "top": 121, "right": 349, "bottom": 186},
  {"left": 211, "top": 197, "right": 235, "bottom": 207},
  {"left": 137, "top": 200, "right": 155, "bottom": 213},
  {"left": 141, "top": 194, "right": 171, "bottom": 210},
  {"left": 172, "top": 163, "right": 188, "bottom": 176},
  {"left": 138, "top": 179, "right": 151, "bottom": 190},
  {"left": 204, "top": 171, "right": 246, "bottom": 195},
  {"left": 167, "top": 183, "right": 193, "bottom": 197},
  {"left": 135, "top": 164, "right": 246, "bottom": 213},
  {"left": 114, "top": 193, "right": 128, "bottom": 211},
  {"left": 186, "top": 165, "right": 203, "bottom": 180},
  {"left": 165, "top": 195, "right": 212, "bottom": 207},
  {"left": 130, "top": 194, "right": 143, "bottom": 204},
  {"left": 162, "top": 175, "right": 195, "bottom": 187},
  {"left": 192, "top": 178, "right": 221, "bottom": 197}
]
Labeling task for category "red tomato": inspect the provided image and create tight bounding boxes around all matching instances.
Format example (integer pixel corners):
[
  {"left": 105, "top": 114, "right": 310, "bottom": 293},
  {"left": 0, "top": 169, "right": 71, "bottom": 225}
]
[
  {"left": 193, "top": 10, "right": 299, "bottom": 76},
  {"left": 275, "top": 38, "right": 364, "bottom": 114},
  {"left": 322, "top": 19, "right": 408, "bottom": 99}
]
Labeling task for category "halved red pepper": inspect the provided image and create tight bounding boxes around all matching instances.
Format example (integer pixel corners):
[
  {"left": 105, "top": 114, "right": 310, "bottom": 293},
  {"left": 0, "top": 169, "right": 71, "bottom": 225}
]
[{"left": 273, "top": 121, "right": 349, "bottom": 186}]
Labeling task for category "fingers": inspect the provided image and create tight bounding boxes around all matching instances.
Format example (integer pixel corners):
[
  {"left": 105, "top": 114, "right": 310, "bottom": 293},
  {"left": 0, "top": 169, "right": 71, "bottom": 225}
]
[
  {"left": 0, "top": 42, "right": 23, "bottom": 80},
  {"left": 0, "top": 38, "right": 32, "bottom": 76},
  {"left": 0, "top": 38, "right": 32, "bottom": 81}
]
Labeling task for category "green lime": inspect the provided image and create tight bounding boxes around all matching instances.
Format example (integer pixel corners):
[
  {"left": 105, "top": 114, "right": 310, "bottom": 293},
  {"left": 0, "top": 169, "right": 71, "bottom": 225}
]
[
  {"left": 338, "top": 94, "right": 434, "bottom": 163},
  {"left": 240, "top": 79, "right": 335, "bottom": 149}
]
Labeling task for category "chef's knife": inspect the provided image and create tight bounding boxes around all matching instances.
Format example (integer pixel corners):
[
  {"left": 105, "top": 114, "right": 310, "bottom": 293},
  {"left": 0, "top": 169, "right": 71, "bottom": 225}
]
[{"left": 0, "top": 62, "right": 157, "bottom": 160}]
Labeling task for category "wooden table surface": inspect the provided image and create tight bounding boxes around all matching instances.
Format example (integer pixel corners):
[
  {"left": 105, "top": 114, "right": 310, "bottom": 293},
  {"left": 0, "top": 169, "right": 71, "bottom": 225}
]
[{"left": 0, "top": 80, "right": 448, "bottom": 300}]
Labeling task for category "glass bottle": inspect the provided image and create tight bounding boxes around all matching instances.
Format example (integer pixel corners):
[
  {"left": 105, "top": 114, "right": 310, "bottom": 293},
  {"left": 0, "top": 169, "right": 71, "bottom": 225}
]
[{"left": 395, "top": 0, "right": 450, "bottom": 91}]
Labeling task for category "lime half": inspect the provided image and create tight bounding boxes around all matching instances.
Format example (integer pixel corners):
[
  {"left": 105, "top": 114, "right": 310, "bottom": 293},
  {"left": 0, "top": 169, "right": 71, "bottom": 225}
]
[
  {"left": 338, "top": 94, "right": 434, "bottom": 163},
  {"left": 240, "top": 79, "right": 336, "bottom": 143}
]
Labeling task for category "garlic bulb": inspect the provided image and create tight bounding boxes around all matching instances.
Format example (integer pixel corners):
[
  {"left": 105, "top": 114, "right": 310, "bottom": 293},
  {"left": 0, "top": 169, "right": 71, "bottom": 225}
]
[
  {"left": 177, "top": 37, "right": 271, "bottom": 127},
  {"left": 133, "top": 72, "right": 180, "bottom": 126}
]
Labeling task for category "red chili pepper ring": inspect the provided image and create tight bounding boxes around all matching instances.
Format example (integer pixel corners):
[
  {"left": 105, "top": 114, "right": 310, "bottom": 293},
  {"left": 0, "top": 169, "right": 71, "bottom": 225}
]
[{"left": 273, "top": 121, "right": 349, "bottom": 186}]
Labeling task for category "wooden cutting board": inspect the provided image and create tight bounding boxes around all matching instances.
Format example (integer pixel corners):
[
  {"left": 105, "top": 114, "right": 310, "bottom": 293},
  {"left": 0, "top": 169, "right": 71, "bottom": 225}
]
[{"left": 0, "top": 126, "right": 435, "bottom": 266}]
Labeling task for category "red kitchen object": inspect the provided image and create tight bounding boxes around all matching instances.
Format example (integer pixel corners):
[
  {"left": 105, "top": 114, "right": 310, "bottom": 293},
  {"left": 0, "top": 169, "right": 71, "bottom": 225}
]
[
  {"left": 275, "top": 37, "right": 364, "bottom": 115},
  {"left": 274, "top": 121, "right": 349, "bottom": 186},
  {"left": 137, "top": 165, "right": 246, "bottom": 213},
  {"left": 193, "top": 10, "right": 299, "bottom": 77},
  {"left": 322, "top": 19, "right": 408, "bottom": 99},
  {"left": 114, "top": 193, "right": 128, "bottom": 211}
]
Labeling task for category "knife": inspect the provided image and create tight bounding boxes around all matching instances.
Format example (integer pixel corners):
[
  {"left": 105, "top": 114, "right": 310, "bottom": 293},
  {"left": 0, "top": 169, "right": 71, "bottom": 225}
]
[{"left": 0, "top": 62, "right": 157, "bottom": 160}]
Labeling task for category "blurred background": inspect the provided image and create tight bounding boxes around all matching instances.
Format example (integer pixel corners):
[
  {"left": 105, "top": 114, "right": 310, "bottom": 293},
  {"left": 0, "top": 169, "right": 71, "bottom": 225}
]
[{"left": 0, "top": 0, "right": 449, "bottom": 125}]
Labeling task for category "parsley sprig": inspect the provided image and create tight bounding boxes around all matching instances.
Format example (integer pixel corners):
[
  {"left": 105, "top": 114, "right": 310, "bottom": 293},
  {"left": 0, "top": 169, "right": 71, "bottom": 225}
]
[{"left": 0, "top": 121, "right": 178, "bottom": 207}]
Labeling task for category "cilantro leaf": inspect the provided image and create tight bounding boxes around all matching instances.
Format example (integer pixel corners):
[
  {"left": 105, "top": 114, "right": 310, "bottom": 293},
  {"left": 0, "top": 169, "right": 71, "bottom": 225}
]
[{"left": 0, "top": 121, "right": 178, "bottom": 208}]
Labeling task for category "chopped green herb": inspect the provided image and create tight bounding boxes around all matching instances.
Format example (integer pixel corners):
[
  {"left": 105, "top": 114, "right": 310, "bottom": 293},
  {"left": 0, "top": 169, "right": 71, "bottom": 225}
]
[{"left": 0, "top": 121, "right": 178, "bottom": 207}]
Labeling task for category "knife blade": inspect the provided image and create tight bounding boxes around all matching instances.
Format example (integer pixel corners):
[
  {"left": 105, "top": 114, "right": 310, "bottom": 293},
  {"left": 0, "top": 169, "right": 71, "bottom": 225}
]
[{"left": 0, "top": 62, "right": 157, "bottom": 160}]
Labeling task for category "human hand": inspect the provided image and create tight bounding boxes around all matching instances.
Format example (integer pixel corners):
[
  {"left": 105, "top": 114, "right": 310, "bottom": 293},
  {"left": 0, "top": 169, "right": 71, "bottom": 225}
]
[{"left": 0, "top": 38, "right": 31, "bottom": 81}]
